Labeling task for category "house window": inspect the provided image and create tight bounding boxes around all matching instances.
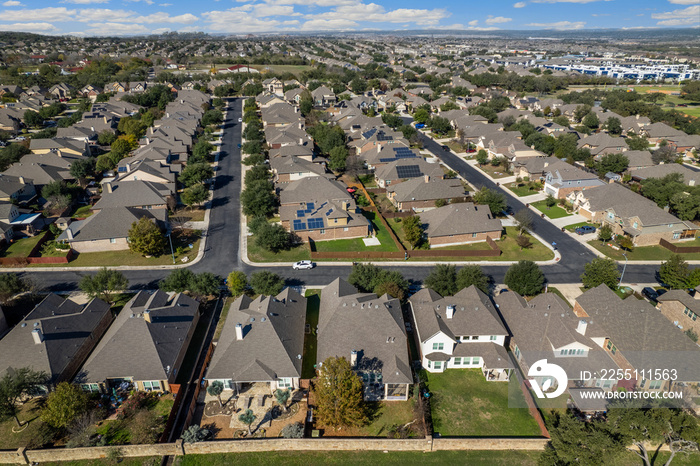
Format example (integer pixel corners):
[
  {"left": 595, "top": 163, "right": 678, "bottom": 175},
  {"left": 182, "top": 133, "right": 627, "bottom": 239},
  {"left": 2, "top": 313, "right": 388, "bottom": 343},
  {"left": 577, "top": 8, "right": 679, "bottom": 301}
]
[
  {"left": 277, "top": 378, "right": 292, "bottom": 389},
  {"left": 673, "top": 233, "right": 680, "bottom": 240},
  {"left": 80, "top": 383, "right": 100, "bottom": 393},
  {"left": 611, "top": 345, "right": 617, "bottom": 355},
  {"left": 606, "top": 340, "right": 612, "bottom": 350},
  {"left": 432, "top": 342, "right": 444, "bottom": 351},
  {"left": 320, "top": 229, "right": 325, "bottom": 234},
  {"left": 433, "top": 361, "right": 442, "bottom": 370},
  {"left": 514, "top": 345, "right": 520, "bottom": 358},
  {"left": 490, "top": 335, "right": 497, "bottom": 341},
  {"left": 633, "top": 222, "right": 638, "bottom": 229},
  {"left": 343, "top": 227, "right": 349, "bottom": 231},
  {"left": 471, "top": 357, "right": 480, "bottom": 365},
  {"left": 109, "top": 238, "right": 116, "bottom": 243},
  {"left": 471, "top": 336, "right": 478, "bottom": 340},
  {"left": 649, "top": 380, "right": 662, "bottom": 390},
  {"left": 453, "top": 358, "right": 461, "bottom": 365},
  {"left": 472, "top": 233, "right": 477, "bottom": 238},
  {"left": 560, "top": 349, "right": 567, "bottom": 356},
  {"left": 608, "top": 212, "right": 614, "bottom": 220},
  {"left": 142, "top": 381, "right": 161, "bottom": 391}
]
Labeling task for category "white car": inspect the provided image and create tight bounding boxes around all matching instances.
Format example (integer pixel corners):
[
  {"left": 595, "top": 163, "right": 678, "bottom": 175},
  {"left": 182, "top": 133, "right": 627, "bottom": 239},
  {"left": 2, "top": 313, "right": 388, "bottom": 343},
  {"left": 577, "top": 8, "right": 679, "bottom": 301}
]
[
  {"left": 238, "top": 118, "right": 242, "bottom": 123},
  {"left": 293, "top": 260, "right": 314, "bottom": 270}
]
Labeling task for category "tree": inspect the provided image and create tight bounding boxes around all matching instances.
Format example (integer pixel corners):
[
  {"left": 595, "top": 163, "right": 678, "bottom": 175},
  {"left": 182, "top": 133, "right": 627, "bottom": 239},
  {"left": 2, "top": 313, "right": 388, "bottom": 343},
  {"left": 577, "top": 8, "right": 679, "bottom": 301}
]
[
  {"left": 605, "top": 117, "right": 622, "bottom": 135},
  {"left": 475, "top": 149, "right": 489, "bottom": 166},
  {"left": 515, "top": 235, "right": 533, "bottom": 251},
  {"left": 241, "top": 180, "right": 276, "bottom": 217},
  {"left": 23, "top": 110, "right": 43, "bottom": 127},
  {"left": 348, "top": 263, "right": 408, "bottom": 296},
  {"left": 456, "top": 265, "right": 491, "bottom": 294},
  {"left": 313, "top": 356, "right": 366, "bottom": 428},
  {"left": 402, "top": 215, "right": 423, "bottom": 250},
  {"left": 429, "top": 116, "right": 451, "bottom": 135},
  {"left": 128, "top": 217, "right": 165, "bottom": 257},
  {"left": 98, "top": 131, "right": 117, "bottom": 146},
  {"left": 69, "top": 158, "right": 95, "bottom": 186},
  {"left": 616, "top": 234, "right": 634, "bottom": 252},
  {"left": 514, "top": 208, "right": 533, "bottom": 235},
  {"left": 79, "top": 267, "right": 128, "bottom": 302},
  {"left": 413, "top": 108, "right": 429, "bottom": 124},
  {"left": 41, "top": 382, "right": 89, "bottom": 430},
  {"left": 179, "top": 163, "right": 214, "bottom": 188},
  {"left": 545, "top": 194, "right": 557, "bottom": 209},
  {"left": 110, "top": 136, "right": 136, "bottom": 159},
  {"left": 424, "top": 264, "right": 457, "bottom": 296},
  {"left": 207, "top": 381, "right": 225, "bottom": 407},
  {"left": 189, "top": 272, "right": 221, "bottom": 298},
  {"left": 238, "top": 409, "right": 257, "bottom": 436},
  {"left": 241, "top": 140, "right": 263, "bottom": 156},
  {"left": 473, "top": 187, "right": 506, "bottom": 215},
  {"left": 254, "top": 223, "right": 290, "bottom": 253},
  {"left": 274, "top": 388, "right": 291, "bottom": 413},
  {"left": 300, "top": 98, "right": 313, "bottom": 116},
  {"left": 159, "top": 269, "right": 195, "bottom": 293},
  {"left": 0, "top": 273, "right": 30, "bottom": 305},
  {"left": 598, "top": 153, "right": 629, "bottom": 174},
  {"left": 627, "top": 135, "right": 649, "bottom": 151},
  {"left": 0, "top": 368, "right": 48, "bottom": 428},
  {"left": 227, "top": 271, "right": 248, "bottom": 297},
  {"left": 181, "top": 184, "right": 209, "bottom": 209},
  {"left": 598, "top": 224, "right": 613, "bottom": 243},
  {"left": 581, "top": 258, "right": 620, "bottom": 290},
  {"left": 202, "top": 109, "right": 223, "bottom": 126},
  {"left": 504, "top": 260, "right": 544, "bottom": 296},
  {"left": 652, "top": 145, "right": 677, "bottom": 165},
  {"left": 328, "top": 145, "right": 348, "bottom": 172},
  {"left": 181, "top": 424, "right": 210, "bottom": 443},
  {"left": 659, "top": 254, "right": 691, "bottom": 289},
  {"left": 250, "top": 271, "right": 284, "bottom": 296}
]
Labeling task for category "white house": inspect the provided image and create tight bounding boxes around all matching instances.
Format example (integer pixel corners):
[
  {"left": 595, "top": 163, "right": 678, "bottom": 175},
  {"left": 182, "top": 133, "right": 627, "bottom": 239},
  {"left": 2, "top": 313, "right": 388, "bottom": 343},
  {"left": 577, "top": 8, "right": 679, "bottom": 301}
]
[{"left": 409, "top": 286, "right": 513, "bottom": 381}]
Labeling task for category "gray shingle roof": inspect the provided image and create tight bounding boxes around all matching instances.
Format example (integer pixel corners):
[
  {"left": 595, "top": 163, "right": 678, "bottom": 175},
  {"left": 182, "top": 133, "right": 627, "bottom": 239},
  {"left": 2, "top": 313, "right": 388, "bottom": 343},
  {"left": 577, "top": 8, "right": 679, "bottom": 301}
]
[
  {"left": 374, "top": 158, "right": 444, "bottom": 182},
  {"left": 0, "top": 294, "right": 111, "bottom": 383},
  {"left": 419, "top": 203, "right": 502, "bottom": 238},
  {"left": 387, "top": 177, "right": 465, "bottom": 203},
  {"left": 57, "top": 206, "right": 166, "bottom": 243},
  {"left": 78, "top": 291, "right": 199, "bottom": 383},
  {"left": 317, "top": 278, "right": 412, "bottom": 385},
  {"left": 93, "top": 180, "right": 169, "bottom": 210},
  {"left": 206, "top": 288, "right": 306, "bottom": 383}
]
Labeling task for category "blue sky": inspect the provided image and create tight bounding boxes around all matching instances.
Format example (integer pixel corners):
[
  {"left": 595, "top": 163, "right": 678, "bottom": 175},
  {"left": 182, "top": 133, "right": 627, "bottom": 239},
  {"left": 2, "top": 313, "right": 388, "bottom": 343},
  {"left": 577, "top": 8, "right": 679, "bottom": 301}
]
[{"left": 0, "top": 0, "right": 697, "bottom": 36}]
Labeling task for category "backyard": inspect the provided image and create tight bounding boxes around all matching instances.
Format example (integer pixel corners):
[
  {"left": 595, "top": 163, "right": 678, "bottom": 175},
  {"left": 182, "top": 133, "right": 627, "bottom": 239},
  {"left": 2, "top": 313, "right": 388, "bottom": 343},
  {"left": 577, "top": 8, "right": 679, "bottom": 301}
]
[
  {"left": 0, "top": 233, "right": 46, "bottom": 258},
  {"left": 423, "top": 369, "right": 542, "bottom": 437},
  {"left": 313, "top": 211, "right": 399, "bottom": 253},
  {"left": 0, "top": 399, "right": 49, "bottom": 450},
  {"left": 530, "top": 200, "right": 571, "bottom": 220}
]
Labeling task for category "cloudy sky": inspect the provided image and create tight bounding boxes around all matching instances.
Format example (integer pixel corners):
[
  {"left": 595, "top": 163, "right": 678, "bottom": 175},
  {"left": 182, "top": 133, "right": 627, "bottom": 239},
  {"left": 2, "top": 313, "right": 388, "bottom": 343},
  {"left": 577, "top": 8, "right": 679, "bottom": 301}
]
[{"left": 0, "top": 0, "right": 697, "bottom": 36}]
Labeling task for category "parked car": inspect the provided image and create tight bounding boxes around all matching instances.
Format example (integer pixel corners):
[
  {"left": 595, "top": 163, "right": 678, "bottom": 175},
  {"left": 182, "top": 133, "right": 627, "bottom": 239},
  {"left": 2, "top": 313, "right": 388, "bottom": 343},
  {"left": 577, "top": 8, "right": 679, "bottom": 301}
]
[
  {"left": 641, "top": 287, "right": 659, "bottom": 302},
  {"left": 575, "top": 225, "right": 597, "bottom": 235},
  {"left": 238, "top": 118, "right": 242, "bottom": 122},
  {"left": 293, "top": 260, "right": 314, "bottom": 270},
  {"left": 414, "top": 123, "right": 425, "bottom": 129},
  {"left": 346, "top": 187, "right": 357, "bottom": 193},
  {"left": 441, "top": 145, "right": 450, "bottom": 152}
]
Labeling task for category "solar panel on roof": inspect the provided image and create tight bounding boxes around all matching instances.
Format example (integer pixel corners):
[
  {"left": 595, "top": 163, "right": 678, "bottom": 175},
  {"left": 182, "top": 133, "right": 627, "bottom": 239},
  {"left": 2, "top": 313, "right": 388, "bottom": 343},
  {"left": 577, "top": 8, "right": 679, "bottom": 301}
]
[
  {"left": 325, "top": 208, "right": 333, "bottom": 216},
  {"left": 307, "top": 218, "right": 324, "bottom": 229},
  {"left": 306, "top": 202, "right": 315, "bottom": 211},
  {"left": 292, "top": 220, "right": 306, "bottom": 231},
  {"left": 396, "top": 165, "right": 423, "bottom": 179},
  {"left": 296, "top": 210, "right": 306, "bottom": 218}
]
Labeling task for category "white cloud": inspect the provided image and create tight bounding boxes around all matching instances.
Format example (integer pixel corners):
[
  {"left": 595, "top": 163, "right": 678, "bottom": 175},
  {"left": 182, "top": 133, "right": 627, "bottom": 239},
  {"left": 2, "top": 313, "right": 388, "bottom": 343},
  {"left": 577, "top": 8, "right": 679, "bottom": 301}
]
[
  {"left": 485, "top": 15, "right": 512, "bottom": 24},
  {"left": 2, "top": 1, "right": 24, "bottom": 6},
  {"left": 75, "top": 8, "right": 197, "bottom": 24},
  {"left": 301, "top": 18, "right": 358, "bottom": 30},
  {"left": 527, "top": 20, "right": 586, "bottom": 29},
  {"left": 621, "top": 26, "right": 659, "bottom": 29},
  {"left": 304, "top": 4, "right": 450, "bottom": 26},
  {"left": 158, "top": 2, "right": 171, "bottom": 5},
  {"left": 0, "top": 21, "right": 59, "bottom": 33},
  {"left": 443, "top": 23, "right": 501, "bottom": 30},
  {"left": 668, "top": 0, "right": 699, "bottom": 4},
  {"left": 265, "top": 0, "right": 357, "bottom": 6},
  {"left": 468, "top": 19, "right": 479, "bottom": 26},
  {"left": 61, "top": 0, "right": 109, "bottom": 4},
  {"left": 513, "top": 1, "right": 526, "bottom": 6},
  {"left": 85, "top": 22, "right": 150, "bottom": 34},
  {"left": 532, "top": 0, "right": 609, "bottom": 3},
  {"left": 132, "top": 12, "right": 199, "bottom": 23},
  {"left": 201, "top": 9, "right": 295, "bottom": 32},
  {"left": 124, "top": 0, "right": 153, "bottom": 4},
  {"left": 652, "top": 5, "right": 700, "bottom": 24},
  {"left": 0, "top": 7, "right": 76, "bottom": 21}
]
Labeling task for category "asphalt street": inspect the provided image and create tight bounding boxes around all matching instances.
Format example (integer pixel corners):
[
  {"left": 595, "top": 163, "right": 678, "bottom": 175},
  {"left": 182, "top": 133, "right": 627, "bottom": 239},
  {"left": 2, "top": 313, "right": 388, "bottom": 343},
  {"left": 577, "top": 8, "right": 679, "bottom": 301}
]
[{"left": 14, "top": 103, "right": 662, "bottom": 292}]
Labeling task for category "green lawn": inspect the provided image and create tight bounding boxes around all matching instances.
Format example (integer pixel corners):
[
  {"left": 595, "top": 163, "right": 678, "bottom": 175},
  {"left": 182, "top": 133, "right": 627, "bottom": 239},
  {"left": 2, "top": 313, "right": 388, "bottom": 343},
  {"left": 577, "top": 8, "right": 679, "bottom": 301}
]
[
  {"left": 314, "top": 211, "right": 399, "bottom": 253},
  {"left": 564, "top": 221, "right": 597, "bottom": 232},
  {"left": 247, "top": 237, "right": 311, "bottom": 263},
  {"left": 440, "top": 227, "right": 554, "bottom": 262},
  {"left": 1, "top": 233, "right": 46, "bottom": 258},
  {"left": 587, "top": 240, "right": 700, "bottom": 261},
  {"left": 31, "top": 232, "right": 202, "bottom": 267},
  {"left": 301, "top": 290, "right": 320, "bottom": 379},
  {"left": 475, "top": 163, "right": 512, "bottom": 179},
  {"left": 423, "top": 369, "right": 542, "bottom": 437},
  {"left": 355, "top": 400, "right": 417, "bottom": 437},
  {"left": 250, "top": 65, "right": 314, "bottom": 76},
  {"left": 0, "top": 399, "right": 49, "bottom": 450},
  {"left": 507, "top": 183, "right": 542, "bottom": 197},
  {"left": 530, "top": 200, "right": 571, "bottom": 219},
  {"left": 71, "top": 205, "right": 93, "bottom": 219}
]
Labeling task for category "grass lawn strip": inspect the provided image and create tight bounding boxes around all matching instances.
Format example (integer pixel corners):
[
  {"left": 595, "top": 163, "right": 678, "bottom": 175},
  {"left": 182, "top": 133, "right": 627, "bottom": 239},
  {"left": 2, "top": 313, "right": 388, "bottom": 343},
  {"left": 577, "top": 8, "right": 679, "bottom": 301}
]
[
  {"left": 530, "top": 200, "right": 571, "bottom": 219},
  {"left": 587, "top": 240, "right": 700, "bottom": 261},
  {"left": 424, "top": 369, "right": 541, "bottom": 437}
]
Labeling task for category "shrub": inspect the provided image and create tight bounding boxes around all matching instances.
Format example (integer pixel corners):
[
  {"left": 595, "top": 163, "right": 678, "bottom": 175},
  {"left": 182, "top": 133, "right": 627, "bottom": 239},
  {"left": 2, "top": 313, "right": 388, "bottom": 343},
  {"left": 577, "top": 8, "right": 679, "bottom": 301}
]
[{"left": 280, "top": 422, "right": 304, "bottom": 438}]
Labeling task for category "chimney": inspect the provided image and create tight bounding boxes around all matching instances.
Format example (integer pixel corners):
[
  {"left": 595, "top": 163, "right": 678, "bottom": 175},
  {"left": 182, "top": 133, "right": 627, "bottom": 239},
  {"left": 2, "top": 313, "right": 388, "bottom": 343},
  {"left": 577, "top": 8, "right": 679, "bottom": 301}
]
[
  {"left": 299, "top": 137, "right": 304, "bottom": 145},
  {"left": 235, "top": 323, "right": 243, "bottom": 341},
  {"left": 143, "top": 310, "right": 152, "bottom": 323},
  {"left": 32, "top": 328, "right": 43, "bottom": 345},
  {"left": 576, "top": 319, "right": 587, "bottom": 336},
  {"left": 66, "top": 228, "right": 73, "bottom": 240},
  {"left": 342, "top": 201, "right": 349, "bottom": 211},
  {"left": 446, "top": 305, "right": 455, "bottom": 319},
  {"left": 424, "top": 175, "right": 430, "bottom": 183},
  {"left": 350, "top": 350, "right": 357, "bottom": 368},
  {"left": 693, "top": 288, "right": 700, "bottom": 300},
  {"left": 105, "top": 182, "right": 113, "bottom": 193},
  {"left": 126, "top": 163, "right": 131, "bottom": 172},
  {"left": 18, "top": 176, "right": 25, "bottom": 184}
]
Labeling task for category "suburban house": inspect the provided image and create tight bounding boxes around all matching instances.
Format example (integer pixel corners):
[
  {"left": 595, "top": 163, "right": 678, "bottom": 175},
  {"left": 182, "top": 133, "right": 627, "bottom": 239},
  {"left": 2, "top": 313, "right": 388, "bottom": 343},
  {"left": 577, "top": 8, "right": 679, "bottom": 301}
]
[
  {"left": 206, "top": 288, "right": 307, "bottom": 394},
  {"left": 409, "top": 287, "right": 513, "bottom": 381},
  {"left": 623, "top": 150, "right": 655, "bottom": 171},
  {"left": 278, "top": 176, "right": 370, "bottom": 242},
  {"left": 629, "top": 164, "right": 700, "bottom": 187},
  {"left": 92, "top": 181, "right": 172, "bottom": 212},
  {"left": 264, "top": 124, "right": 313, "bottom": 149},
  {"left": 269, "top": 155, "right": 327, "bottom": 183},
  {"left": 3, "top": 162, "right": 70, "bottom": 188},
  {"left": 511, "top": 156, "right": 559, "bottom": 180},
  {"left": 656, "top": 289, "right": 700, "bottom": 340},
  {"left": 573, "top": 285, "right": 700, "bottom": 391},
  {"left": 641, "top": 122, "right": 685, "bottom": 145},
  {"left": 311, "top": 86, "right": 336, "bottom": 107},
  {"left": 269, "top": 145, "right": 315, "bottom": 162},
  {"left": 0, "top": 109, "right": 21, "bottom": 134},
  {"left": 317, "top": 278, "right": 412, "bottom": 401},
  {"left": 567, "top": 183, "right": 697, "bottom": 246},
  {"left": 577, "top": 134, "right": 629, "bottom": 157},
  {"left": 29, "top": 138, "right": 91, "bottom": 158},
  {"left": 77, "top": 291, "right": 200, "bottom": 394},
  {"left": 386, "top": 177, "right": 466, "bottom": 212},
  {"left": 495, "top": 291, "right": 620, "bottom": 398},
  {"left": 544, "top": 160, "right": 605, "bottom": 199},
  {"left": 0, "top": 174, "right": 37, "bottom": 204},
  {"left": 262, "top": 78, "right": 283, "bottom": 97},
  {"left": 360, "top": 145, "right": 421, "bottom": 170},
  {"left": 418, "top": 203, "right": 502, "bottom": 247},
  {"left": 0, "top": 294, "right": 112, "bottom": 385},
  {"left": 374, "top": 158, "right": 444, "bottom": 188}
]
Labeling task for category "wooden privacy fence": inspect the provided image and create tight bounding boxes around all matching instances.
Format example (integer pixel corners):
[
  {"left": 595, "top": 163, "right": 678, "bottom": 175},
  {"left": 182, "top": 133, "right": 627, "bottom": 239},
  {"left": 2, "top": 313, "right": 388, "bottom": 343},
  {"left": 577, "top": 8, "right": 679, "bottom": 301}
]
[{"left": 659, "top": 238, "right": 700, "bottom": 254}]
